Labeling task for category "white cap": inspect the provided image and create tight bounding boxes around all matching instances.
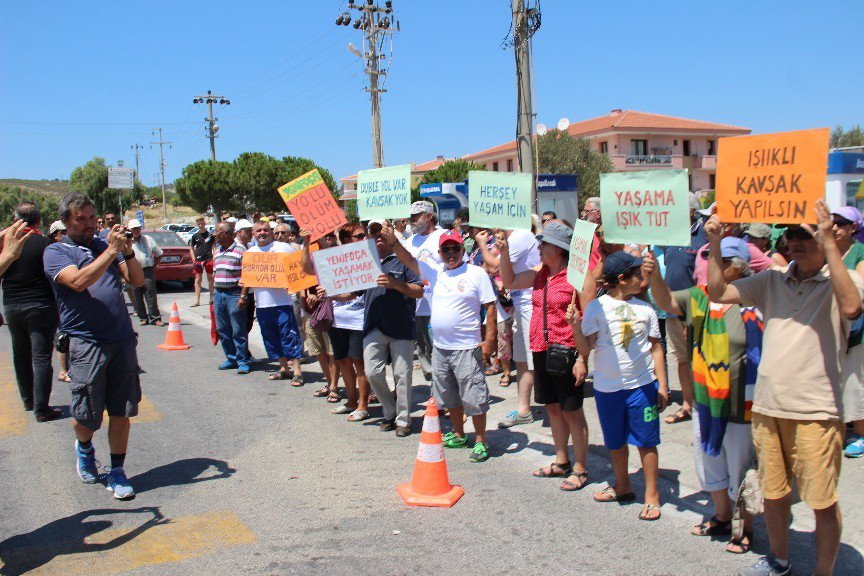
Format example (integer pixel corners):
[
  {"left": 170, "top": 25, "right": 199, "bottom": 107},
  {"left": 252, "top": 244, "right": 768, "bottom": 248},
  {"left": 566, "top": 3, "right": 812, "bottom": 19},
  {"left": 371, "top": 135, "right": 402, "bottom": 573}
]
[
  {"left": 49, "top": 220, "right": 66, "bottom": 234},
  {"left": 367, "top": 219, "right": 387, "bottom": 228},
  {"left": 269, "top": 221, "right": 277, "bottom": 229},
  {"left": 226, "top": 217, "right": 238, "bottom": 223},
  {"left": 127, "top": 219, "right": 142, "bottom": 229},
  {"left": 235, "top": 218, "right": 253, "bottom": 231},
  {"left": 410, "top": 201, "right": 435, "bottom": 215},
  {"left": 697, "top": 202, "right": 716, "bottom": 217}
]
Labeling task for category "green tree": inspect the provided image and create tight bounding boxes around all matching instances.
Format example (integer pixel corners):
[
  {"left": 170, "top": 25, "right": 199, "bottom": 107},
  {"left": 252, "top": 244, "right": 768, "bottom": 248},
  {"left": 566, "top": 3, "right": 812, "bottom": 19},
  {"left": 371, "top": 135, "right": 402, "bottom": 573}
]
[
  {"left": 536, "top": 131, "right": 614, "bottom": 207},
  {"left": 0, "top": 185, "right": 59, "bottom": 229},
  {"left": 831, "top": 125, "right": 864, "bottom": 148},
  {"left": 68, "top": 156, "right": 143, "bottom": 217},
  {"left": 174, "top": 160, "right": 234, "bottom": 220}
]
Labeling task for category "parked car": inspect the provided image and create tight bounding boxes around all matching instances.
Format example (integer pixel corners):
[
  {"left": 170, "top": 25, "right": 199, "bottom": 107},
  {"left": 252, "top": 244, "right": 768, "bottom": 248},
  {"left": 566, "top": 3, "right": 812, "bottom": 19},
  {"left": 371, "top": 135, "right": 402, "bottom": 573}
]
[{"left": 144, "top": 230, "right": 195, "bottom": 287}]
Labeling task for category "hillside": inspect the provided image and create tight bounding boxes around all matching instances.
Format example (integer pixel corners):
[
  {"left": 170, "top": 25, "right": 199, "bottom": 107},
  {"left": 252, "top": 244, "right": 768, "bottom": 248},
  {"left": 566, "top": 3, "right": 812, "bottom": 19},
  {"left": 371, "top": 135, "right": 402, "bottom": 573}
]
[{"left": 0, "top": 178, "right": 69, "bottom": 196}]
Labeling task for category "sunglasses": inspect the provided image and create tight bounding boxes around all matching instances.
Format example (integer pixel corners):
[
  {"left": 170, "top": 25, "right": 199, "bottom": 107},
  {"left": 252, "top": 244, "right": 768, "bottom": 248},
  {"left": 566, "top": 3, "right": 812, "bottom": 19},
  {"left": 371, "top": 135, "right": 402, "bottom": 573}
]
[
  {"left": 440, "top": 244, "right": 462, "bottom": 254},
  {"left": 352, "top": 232, "right": 367, "bottom": 240},
  {"left": 833, "top": 218, "right": 854, "bottom": 227},
  {"left": 274, "top": 231, "right": 289, "bottom": 235},
  {"left": 541, "top": 218, "right": 552, "bottom": 224}
]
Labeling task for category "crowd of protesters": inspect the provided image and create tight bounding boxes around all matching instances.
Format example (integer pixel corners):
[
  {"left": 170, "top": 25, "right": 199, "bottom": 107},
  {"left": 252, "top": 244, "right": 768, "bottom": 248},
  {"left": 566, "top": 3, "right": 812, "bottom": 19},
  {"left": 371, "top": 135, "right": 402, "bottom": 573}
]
[{"left": 3, "top": 191, "right": 864, "bottom": 576}]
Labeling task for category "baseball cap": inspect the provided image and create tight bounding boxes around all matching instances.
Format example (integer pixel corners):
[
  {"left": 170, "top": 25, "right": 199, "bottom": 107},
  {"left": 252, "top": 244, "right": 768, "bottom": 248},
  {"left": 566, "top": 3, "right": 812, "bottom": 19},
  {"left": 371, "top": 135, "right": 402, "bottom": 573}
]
[
  {"left": 438, "top": 230, "right": 464, "bottom": 247},
  {"left": 697, "top": 202, "right": 716, "bottom": 217},
  {"left": 410, "top": 201, "right": 435, "bottom": 215},
  {"left": 226, "top": 217, "right": 238, "bottom": 223},
  {"left": 126, "top": 219, "right": 142, "bottom": 229},
  {"left": 536, "top": 221, "right": 572, "bottom": 252},
  {"left": 367, "top": 219, "right": 387, "bottom": 228},
  {"left": 602, "top": 251, "right": 643, "bottom": 278},
  {"left": 832, "top": 206, "right": 863, "bottom": 230},
  {"left": 49, "top": 220, "right": 66, "bottom": 234},
  {"left": 235, "top": 218, "right": 253, "bottom": 231},
  {"left": 688, "top": 192, "right": 701, "bottom": 210},
  {"left": 701, "top": 237, "right": 750, "bottom": 261},
  {"left": 745, "top": 223, "right": 772, "bottom": 239}
]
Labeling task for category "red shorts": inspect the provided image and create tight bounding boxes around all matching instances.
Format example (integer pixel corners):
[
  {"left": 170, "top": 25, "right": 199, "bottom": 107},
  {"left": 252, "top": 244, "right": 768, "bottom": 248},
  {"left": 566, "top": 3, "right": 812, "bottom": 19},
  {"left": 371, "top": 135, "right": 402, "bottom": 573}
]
[{"left": 194, "top": 260, "right": 214, "bottom": 274}]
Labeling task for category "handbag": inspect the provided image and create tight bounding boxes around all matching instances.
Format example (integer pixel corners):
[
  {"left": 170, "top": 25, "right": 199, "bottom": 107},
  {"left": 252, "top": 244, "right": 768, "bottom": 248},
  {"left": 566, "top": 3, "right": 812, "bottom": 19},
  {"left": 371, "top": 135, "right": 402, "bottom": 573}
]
[
  {"left": 309, "top": 297, "right": 334, "bottom": 332},
  {"left": 731, "top": 461, "right": 763, "bottom": 540},
  {"left": 543, "top": 278, "right": 576, "bottom": 376}
]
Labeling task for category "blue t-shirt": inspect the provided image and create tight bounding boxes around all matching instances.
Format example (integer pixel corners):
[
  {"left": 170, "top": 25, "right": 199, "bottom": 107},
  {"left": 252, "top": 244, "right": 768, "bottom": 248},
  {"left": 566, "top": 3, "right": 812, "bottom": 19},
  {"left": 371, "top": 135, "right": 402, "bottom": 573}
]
[
  {"left": 43, "top": 238, "right": 136, "bottom": 343},
  {"left": 663, "top": 218, "right": 708, "bottom": 291}
]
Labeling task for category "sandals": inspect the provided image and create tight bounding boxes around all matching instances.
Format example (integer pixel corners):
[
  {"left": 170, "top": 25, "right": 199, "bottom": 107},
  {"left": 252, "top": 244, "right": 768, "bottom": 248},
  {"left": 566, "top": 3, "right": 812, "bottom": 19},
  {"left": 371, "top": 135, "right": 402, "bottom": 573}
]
[
  {"left": 57, "top": 373, "right": 72, "bottom": 383},
  {"left": 593, "top": 486, "right": 636, "bottom": 503},
  {"left": 559, "top": 471, "right": 589, "bottom": 492},
  {"left": 639, "top": 504, "right": 662, "bottom": 521},
  {"left": 326, "top": 391, "right": 342, "bottom": 403},
  {"left": 291, "top": 374, "right": 304, "bottom": 387},
  {"left": 726, "top": 530, "right": 753, "bottom": 554},
  {"left": 499, "top": 374, "right": 511, "bottom": 387},
  {"left": 664, "top": 408, "right": 692, "bottom": 424},
  {"left": 268, "top": 371, "right": 290, "bottom": 381},
  {"left": 347, "top": 409, "right": 369, "bottom": 422},
  {"left": 331, "top": 404, "right": 354, "bottom": 414},
  {"left": 691, "top": 516, "right": 732, "bottom": 537},
  {"left": 313, "top": 386, "right": 331, "bottom": 397},
  {"left": 533, "top": 461, "right": 572, "bottom": 478},
  {"left": 484, "top": 365, "right": 503, "bottom": 376}
]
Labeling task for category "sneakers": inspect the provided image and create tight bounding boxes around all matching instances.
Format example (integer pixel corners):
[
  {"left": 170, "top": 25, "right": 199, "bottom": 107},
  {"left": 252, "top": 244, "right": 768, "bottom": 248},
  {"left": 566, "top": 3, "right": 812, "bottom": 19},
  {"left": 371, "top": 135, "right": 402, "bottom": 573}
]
[
  {"left": 442, "top": 431, "right": 469, "bottom": 448},
  {"left": 237, "top": 364, "right": 251, "bottom": 375},
  {"left": 497, "top": 410, "right": 534, "bottom": 429},
  {"left": 737, "top": 554, "right": 791, "bottom": 576},
  {"left": 76, "top": 441, "right": 99, "bottom": 484},
  {"left": 218, "top": 360, "right": 237, "bottom": 370},
  {"left": 469, "top": 442, "right": 489, "bottom": 462},
  {"left": 844, "top": 436, "right": 864, "bottom": 458},
  {"left": 106, "top": 467, "right": 136, "bottom": 500},
  {"left": 395, "top": 426, "right": 411, "bottom": 437}
]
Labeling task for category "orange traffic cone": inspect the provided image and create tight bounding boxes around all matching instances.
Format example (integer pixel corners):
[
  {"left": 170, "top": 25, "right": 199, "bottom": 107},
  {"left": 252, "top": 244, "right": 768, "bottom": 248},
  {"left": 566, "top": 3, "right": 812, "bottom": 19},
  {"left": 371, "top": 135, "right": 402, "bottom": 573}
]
[
  {"left": 397, "top": 398, "right": 464, "bottom": 507},
  {"left": 157, "top": 302, "right": 190, "bottom": 350}
]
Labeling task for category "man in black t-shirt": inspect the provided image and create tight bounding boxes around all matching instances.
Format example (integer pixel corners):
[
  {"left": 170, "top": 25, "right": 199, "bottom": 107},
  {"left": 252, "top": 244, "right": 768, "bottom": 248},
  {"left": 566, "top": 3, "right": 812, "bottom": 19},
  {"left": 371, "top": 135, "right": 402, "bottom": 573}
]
[
  {"left": 0, "top": 202, "right": 61, "bottom": 422},
  {"left": 189, "top": 216, "right": 215, "bottom": 306}
]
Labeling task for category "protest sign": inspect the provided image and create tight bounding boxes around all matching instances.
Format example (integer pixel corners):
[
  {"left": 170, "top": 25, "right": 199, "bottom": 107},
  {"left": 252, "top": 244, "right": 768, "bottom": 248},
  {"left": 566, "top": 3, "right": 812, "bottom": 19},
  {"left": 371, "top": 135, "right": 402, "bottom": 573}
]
[
  {"left": 468, "top": 170, "right": 532, "bottom": 231},
  {"left": 599, "top": 169, "right": 690, "bottom": 246},
  {"left": 285, "top": 246, "right": 318, "bottom": 293},
  {"left": 241, "top": 252, "right": 291, "bottom": 288},
  {"left": 312, "top": 239, "right": 382, "bottom": 295},
  {"left": 567, "top": 219, "right": 597, "bottom": 291},
  {"left": 715, "top": 128, "right": 829, "bottom": 224},
  {"left": 357, "top": 164, "right": 412, "bottom": 220},
  {"left": 278, "top": 169, "right": 347, "bottom": 242}
]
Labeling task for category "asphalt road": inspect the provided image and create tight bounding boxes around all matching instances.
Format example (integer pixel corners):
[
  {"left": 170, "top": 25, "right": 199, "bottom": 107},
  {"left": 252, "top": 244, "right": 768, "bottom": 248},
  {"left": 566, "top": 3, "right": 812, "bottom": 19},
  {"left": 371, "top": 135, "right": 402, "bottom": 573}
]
[{"left": 0, "top": 283, "right": 862, "bottom": 575}]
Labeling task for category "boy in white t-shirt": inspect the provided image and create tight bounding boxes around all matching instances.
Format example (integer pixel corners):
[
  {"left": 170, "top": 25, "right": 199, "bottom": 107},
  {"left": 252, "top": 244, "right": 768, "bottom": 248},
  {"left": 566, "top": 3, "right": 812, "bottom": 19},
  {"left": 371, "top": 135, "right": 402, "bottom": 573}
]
[
  {"left": 385, "top": 225, "right": 498, "bottom": 463},
  {"left": 570, "top": 251, "right": 669, "bottom": 521}
]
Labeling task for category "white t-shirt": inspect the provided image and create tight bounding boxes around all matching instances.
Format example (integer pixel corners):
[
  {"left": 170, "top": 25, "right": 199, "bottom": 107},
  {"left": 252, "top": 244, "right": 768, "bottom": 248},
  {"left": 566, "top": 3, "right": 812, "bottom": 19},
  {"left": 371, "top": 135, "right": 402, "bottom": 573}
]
[
  {"left": 419, "top": 260, "right": 496, "bottom": 350},
  {"left": 332, "top": 295, "right": 365, "bottom": 331},
  {"left": 507, "top": 229, "right": 541, "bottom": 310},
  {"left": 248, "top": 241, "right": 299, "bottom": 308},
  {"left": 581, "top": 294, "right": 660, "bottom": 393},
  {"left": 406, "top": 228, "right": 446, "bottom": 316}
]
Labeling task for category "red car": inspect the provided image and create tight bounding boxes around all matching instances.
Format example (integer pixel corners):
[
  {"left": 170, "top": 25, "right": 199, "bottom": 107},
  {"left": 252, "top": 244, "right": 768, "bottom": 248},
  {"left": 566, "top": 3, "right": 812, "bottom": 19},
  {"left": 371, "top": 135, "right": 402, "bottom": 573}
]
[{"left": 143, "top": 230, "right": 195, "bottom": 287}]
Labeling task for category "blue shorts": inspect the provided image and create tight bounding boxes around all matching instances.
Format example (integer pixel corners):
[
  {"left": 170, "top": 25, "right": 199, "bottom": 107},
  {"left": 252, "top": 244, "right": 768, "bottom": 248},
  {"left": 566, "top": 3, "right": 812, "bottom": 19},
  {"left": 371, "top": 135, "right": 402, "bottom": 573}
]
[
  {"left": 257, "top": 305, "right": 303, "bottom": 361},
  {"left": 595, "top": 380, "right": 661, "bottom": 450}
]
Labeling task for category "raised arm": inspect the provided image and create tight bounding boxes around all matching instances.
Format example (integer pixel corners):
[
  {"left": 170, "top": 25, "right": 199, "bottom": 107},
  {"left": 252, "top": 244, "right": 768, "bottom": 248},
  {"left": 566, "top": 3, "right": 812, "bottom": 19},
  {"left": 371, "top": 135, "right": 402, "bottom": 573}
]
[
  {"left": 474, "top": 230, "right": 500, "bottom": 269},
  {"left": 706, "top": 215, "right": 742, "bottom": 304},
  {"left": 643, "top": 251, "right": 683, "bottom": 316},
  {"left": 808, "top": 200, "right": 863, "bottom": 319},
  {"left": 56, "top": 226, "right": 135, "bottom": 292},
  {"left": 299, "top": 229, "right": 315, "bottom": 276},
  {"left": 496, "top": 232, "right": 537, "bottom": 290},
  {"left": 380, "top": 222, "right": 419, "bottom": 275},
  {"left": 0, "top": 220, "right": 33, "bottom": 277}
]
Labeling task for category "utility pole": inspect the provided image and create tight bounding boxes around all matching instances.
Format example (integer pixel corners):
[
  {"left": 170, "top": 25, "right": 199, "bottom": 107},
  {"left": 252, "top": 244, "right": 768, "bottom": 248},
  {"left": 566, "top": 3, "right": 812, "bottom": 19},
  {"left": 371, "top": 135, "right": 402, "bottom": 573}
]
[
  {"left": 150, "top": 128, "right": 172, "bottom": 221},
  {"left": 336, "top": 0, "right": 399, "bottom": 168},
  {"left": 130, "top": 144, "right": 143, "bottom": 182},
  {"left": 508, "top": 0, "right": 541, "bottom": 208},
  {"left": 193, "top": 91, "right": 230, "bottom": 224}
]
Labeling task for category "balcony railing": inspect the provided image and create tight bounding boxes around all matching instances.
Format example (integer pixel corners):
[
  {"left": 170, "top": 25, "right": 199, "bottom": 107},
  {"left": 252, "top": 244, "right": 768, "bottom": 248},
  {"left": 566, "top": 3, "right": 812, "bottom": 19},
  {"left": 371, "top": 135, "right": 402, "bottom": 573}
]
[{"left": 625, "top": 154, "right": 672, "bottom": 166}]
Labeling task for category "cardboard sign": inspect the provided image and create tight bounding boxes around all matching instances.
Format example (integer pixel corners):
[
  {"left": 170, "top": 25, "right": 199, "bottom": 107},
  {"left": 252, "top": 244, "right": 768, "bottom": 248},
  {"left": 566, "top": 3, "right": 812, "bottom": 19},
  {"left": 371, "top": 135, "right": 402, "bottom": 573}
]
[
  {"left": 278, "top": 170, "right": 348, "bottom": 242},
  {"left": 599, "top": 169, "right": 690, "bottom": 246},
  {"left": 468, "top": 170, "right": 532, "bottom": 231},
  {"left": 241, "top": 252, "right": 291, "bottom": 288},
  {"left": 567, "top": 219, "right": 597, "bottom": 291},
  {"left": 357, "top": 164, "right": 412, "bottom": 220},
  {"left": 715, "top": 128, "right": 829, "bottom": 224},
  {"left": 285, "top": 246, "right": 318, "bottom": 293},
  {"left": 312, "top": 239, "right": 382, "bottom": 294}
]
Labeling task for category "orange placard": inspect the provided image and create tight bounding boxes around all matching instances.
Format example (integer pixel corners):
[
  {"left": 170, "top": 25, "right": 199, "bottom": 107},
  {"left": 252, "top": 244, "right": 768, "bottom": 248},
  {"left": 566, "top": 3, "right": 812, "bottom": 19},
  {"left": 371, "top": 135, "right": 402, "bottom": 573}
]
[
  {"left": 285, "top": 246, "right": 318, "bottom": 293},
  {"left": 285, "top": 184, "right": 348, "bottom": 242},
  {"left": 241, "top": 252, "right": 291, "bottom": 288},
  {"left": 715, "top": 128, "right": 829, "bottom": 224}
]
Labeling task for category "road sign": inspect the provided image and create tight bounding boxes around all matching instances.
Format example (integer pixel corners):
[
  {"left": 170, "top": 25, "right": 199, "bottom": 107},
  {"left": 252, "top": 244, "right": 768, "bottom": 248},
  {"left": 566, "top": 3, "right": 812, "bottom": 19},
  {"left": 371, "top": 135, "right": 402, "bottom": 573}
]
[
  {"left": 108, "top": 167, "right": 134, "bottom": 189},
  {"left": 136, "top": 210, "right": 145, "bottom": 226}
]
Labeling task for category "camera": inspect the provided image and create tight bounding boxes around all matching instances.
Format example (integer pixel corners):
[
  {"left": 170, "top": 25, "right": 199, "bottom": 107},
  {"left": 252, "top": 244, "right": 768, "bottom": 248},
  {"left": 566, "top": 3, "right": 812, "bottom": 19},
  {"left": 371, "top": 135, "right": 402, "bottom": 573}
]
[{"left": 125, "top": 230, "right": 133, "bottom": 239}]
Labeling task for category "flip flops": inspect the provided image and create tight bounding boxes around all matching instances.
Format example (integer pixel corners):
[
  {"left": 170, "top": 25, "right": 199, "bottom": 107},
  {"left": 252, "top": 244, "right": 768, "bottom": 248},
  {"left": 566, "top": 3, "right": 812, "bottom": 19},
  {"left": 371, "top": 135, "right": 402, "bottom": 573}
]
[
  {"left": 664, "top": 408, "right": 692, "bottom": 424},
  {"left": 639, "top": 504, "right": 662, "bottom": 521},
  {"left": 347, "top": 409, "right": 369, "bottom": 422},
  {"left": 331, "top": 404, "right": 354, "bottom": 414},
  {"left": 593, "top": 486, "right": 636, "bottom": 503},
  {"left": 268, "top": 371, "right": 290, "bottom": 381}
]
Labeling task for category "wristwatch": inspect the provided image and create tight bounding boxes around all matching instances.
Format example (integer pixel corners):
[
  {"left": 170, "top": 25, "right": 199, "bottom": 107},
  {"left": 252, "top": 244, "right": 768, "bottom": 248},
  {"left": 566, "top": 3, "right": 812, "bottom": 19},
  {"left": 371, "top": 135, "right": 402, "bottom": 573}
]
[{"left": 123, "top": 251, "right": 135, "bottom": 259}]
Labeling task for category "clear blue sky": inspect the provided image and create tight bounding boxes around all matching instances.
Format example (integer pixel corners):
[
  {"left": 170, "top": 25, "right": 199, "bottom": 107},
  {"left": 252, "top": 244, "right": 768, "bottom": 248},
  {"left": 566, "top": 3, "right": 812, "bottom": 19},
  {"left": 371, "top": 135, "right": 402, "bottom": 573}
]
[{"left": 1, "top": 1, "right": 861, "bottom": 187}]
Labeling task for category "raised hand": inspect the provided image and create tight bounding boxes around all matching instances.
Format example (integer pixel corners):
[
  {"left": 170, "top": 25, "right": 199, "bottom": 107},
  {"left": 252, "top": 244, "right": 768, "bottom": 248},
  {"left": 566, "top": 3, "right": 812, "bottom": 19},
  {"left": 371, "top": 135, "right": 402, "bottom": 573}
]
[
  {"left": 642, "top": 251, "right": 657, "bottom": 277},
  {"left": 379, "top": 222, "right": 397, "bottom": 246},
  {"left": 107, "top": 225, "right": 128, "bottom": 253},
  {"left": 474, "top": 229, "right": 490, "bottom": 246},
  {"left": 704, "top": 214, "right": 723, "bottom": 243},
  {"left": 802, "top": 199, "right": 834, "bottom": 249},
  {"left": 0, "top": 220, "right": 34, "bottom": 260}
]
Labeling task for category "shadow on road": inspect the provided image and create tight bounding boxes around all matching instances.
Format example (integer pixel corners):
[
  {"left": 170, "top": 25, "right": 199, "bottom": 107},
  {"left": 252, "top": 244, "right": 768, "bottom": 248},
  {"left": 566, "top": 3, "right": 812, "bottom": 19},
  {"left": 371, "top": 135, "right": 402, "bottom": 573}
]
[
  {"left": 130, "top": 457, "right": 236, "bottom": 494},
  {"left": 0, "top": 507, "right": 165, "bottom": 576}
]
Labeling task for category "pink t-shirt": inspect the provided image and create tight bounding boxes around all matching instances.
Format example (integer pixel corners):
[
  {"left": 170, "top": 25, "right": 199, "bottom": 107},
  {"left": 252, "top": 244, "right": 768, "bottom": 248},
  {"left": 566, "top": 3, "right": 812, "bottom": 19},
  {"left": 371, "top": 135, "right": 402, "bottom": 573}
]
[
  {"left": 529, "top": 266, "right": 577, "bottom": 352},
  {"left": 692, "top": 241, "right": 773, "bottom": 285}
]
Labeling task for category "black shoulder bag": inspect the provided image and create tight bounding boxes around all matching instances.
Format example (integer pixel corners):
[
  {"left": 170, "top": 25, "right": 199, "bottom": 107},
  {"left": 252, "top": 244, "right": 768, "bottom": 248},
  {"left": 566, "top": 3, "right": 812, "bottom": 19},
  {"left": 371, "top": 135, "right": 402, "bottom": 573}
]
[{"left": 543, "top": 279, "right": 577, "bottom": 376}]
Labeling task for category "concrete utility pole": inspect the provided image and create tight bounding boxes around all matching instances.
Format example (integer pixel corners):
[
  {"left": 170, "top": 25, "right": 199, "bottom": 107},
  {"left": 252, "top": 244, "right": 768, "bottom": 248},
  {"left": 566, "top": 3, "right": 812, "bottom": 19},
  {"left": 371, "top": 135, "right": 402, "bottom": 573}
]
[
  {"left": 509, "top": 0, "right": 541, "bottom": 208},
  {"left": 193, "top": 90, "right": 230, "bottom": 162},
  {"left": 130, "top": 144, "right": 143, "bottom": 183},
  {"left": 336, "top": 0, "right": 399, "bottom": 168},
  {"left": 150, "top": 128, "right": 172, "bottom": 221}
]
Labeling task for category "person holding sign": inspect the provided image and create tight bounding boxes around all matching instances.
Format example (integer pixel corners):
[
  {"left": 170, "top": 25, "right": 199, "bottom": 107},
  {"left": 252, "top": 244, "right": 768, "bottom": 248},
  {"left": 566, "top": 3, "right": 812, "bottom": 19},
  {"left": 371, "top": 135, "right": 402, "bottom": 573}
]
[
  {"left": 246, "top": 220, "right": 304, "bottom": 386},
  {"left": 387, "top": 227, "right": 498, "bottom": 463},
  {"left": 498, "top": 222, "right": 594, "bottom": 491},
  {"left": 569, "top": 251, "right": 669, "bottom": 522},
  {"left": 705, "top": 201, "right": 864, "bottom": 576}
]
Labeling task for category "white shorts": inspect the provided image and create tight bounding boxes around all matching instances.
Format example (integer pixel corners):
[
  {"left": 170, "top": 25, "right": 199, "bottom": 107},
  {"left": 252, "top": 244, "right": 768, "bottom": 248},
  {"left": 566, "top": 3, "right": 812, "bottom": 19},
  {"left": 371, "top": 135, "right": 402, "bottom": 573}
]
[
  {"left": 692, "top": 410, "right": 754, "bottom": 501},
  {"left": 511, "top": 301, "right": 533, "bottom": 370},
  {"left": 842, "top": 344, "right": 864, "bottom": 423}
]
